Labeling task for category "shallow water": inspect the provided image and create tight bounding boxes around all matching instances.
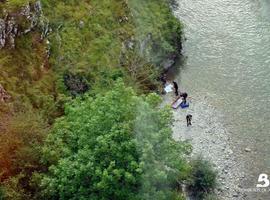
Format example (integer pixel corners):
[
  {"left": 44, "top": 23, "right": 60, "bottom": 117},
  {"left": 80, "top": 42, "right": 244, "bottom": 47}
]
[{"left": 174, "top": 0, "right": 270, "bottom": 198}]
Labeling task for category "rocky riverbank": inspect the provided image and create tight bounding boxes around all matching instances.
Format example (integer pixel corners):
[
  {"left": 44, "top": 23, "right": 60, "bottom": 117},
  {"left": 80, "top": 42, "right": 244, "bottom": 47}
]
[{"left": 162, "top": 91, "right": 247, "bottom": 199}]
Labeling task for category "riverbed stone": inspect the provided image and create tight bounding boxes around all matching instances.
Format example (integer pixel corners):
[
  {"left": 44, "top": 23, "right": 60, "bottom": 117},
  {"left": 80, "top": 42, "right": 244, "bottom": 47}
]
[{"left": 244, "top": 148, "right": 251, "bottom": 152}]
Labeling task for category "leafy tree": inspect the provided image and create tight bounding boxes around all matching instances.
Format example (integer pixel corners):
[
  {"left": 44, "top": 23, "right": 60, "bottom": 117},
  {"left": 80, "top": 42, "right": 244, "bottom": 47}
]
[
  {"left": 40, "top": 80, "right": 141, "bottom": 200},
  {"left": 40, "top": 80, "right": 191, "bottom": 200},
  {"left": 134, "top": 94, "right": 191, "bottom": 200}
]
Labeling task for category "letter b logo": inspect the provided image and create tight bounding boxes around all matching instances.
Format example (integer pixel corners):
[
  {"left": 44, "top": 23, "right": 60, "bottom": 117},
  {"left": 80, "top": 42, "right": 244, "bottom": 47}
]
[{"left": 257, "top": 173, "right": 270, "bottom": 188}]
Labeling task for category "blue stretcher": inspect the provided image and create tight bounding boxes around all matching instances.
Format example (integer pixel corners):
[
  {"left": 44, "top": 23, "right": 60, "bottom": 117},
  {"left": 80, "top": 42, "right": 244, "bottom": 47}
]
[
  {"left": 171, "top": 97, "right": 190, "bottom": 109},
  {"left": 180, "top": 101, "right": 189, "bottom": 109}
]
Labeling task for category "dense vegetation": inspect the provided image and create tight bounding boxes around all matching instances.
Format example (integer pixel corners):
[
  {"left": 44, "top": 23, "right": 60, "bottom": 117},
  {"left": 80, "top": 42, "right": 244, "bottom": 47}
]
[
  {"left": 38, "top": 81, "right": 191, "bottom": 200},
  {"left": 0, "top": 0, "right": 217, "bottom": 199}
]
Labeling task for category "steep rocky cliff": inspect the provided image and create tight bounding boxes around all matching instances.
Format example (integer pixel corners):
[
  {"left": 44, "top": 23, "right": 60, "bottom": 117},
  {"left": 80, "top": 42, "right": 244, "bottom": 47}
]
[{"left": 0, "top": 1, "right": 48, "bottom": 49}]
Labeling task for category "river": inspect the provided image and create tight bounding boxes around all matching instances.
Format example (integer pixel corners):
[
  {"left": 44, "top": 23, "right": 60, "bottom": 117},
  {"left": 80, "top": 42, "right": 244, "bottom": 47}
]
[{"left": 173, "top": 0, "right": 270, "bottom": 199}]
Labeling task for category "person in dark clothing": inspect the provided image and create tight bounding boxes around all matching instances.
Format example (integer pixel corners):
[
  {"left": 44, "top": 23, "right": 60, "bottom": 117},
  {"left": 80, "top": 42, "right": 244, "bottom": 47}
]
[
  {"left": 180, "top": 92, "right": 188, "bottom": 99},
  {"left": 186, "top": 114, "right": 192, "bottom": 126},
  {"left": 172, "top": 81, "right": 179, "bottom": 96},
  {"left": 180, "top": 92, "right": 188, "bottom": 104},
  {"left": 160, "top": 74, "right": 167, "bottom": 86}
]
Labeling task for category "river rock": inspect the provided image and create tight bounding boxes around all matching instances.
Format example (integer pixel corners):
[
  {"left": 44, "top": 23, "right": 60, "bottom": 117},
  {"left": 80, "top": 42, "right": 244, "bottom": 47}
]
[
  {"left": 228, "top": 149, "right": 233, "bottom": 154},
  {"left": 232, "top": 193, "right": 239, "bottom": 197},
  {"left": 0, "top": 19, "right": 6, "bottom": 47}
]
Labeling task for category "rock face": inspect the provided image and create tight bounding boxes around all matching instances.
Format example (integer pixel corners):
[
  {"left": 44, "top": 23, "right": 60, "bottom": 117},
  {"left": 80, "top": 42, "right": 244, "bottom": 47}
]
[
  {"left": 0, "top": 84, "right": 10, "bottom": 102},
  {"left": 138, "top": 33, "right": 182, "bottom": 71},
  {"left": 161, "top": 54, "right": 178, "bottom": 70},
  {"left": 0, "top": 1, "right": 45, "bottom": 49}
]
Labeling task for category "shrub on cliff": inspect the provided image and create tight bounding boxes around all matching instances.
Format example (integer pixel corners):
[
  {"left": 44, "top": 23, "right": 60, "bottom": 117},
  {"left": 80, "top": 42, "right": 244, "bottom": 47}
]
[
  {"left": 63, "top": 73, "right": 89, "bottom": 96},
  {"left": 188, "top": 157, "right": 217, "bottom": 199}
]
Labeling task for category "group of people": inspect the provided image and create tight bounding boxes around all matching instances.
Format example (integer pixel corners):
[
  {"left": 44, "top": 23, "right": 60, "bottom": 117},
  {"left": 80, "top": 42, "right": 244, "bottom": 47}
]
[
  {"left": 173, "top": 81, "right": 188, "bottom": 104},
  {"left": 172, "top": 80, "right": 192, "bottom": 127}
]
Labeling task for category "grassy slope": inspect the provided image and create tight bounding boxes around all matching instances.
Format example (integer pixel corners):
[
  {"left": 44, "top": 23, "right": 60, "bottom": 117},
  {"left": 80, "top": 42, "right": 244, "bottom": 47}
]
[
  {"left": 0, "top": 0, "right": 184, "bottom": 198},
  {"left": 128, "top": 0, "right": 183, "bottom": 65},
  {"left": 42, "top": 0, "right": 133, "bottom": 90}
]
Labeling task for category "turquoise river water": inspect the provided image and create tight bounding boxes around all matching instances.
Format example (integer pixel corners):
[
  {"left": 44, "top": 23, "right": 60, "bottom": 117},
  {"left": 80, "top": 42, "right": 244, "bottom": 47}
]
[{"left": 174, "top": 0, "right": 270, "bottom": 198}]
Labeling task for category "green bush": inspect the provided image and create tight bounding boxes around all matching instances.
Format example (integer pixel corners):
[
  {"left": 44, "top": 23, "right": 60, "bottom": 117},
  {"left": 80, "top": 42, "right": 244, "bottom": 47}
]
[
  {"left": 63, "top": 73, "right": 89, "bottom": 96},
  {"left": 188, "top": 157, "right": 217, "bottom": 199}
]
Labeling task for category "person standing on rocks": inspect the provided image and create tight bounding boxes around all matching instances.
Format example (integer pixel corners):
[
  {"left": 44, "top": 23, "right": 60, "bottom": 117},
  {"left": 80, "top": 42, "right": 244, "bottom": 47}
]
[
  {"left": 186, "top": 114, "right": 192, "bottom": 126},
  {"left": 180, "top": 92, "right": 188, "bottom": 104},
  {"left": 172, "top": 81, "right": 179, "bottom": 96}
]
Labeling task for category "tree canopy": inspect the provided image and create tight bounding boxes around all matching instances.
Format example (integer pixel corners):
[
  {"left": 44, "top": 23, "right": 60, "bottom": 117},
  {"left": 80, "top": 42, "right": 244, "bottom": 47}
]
[{"left": 39, "top": 80, "right": 191, "bottom": 200}]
